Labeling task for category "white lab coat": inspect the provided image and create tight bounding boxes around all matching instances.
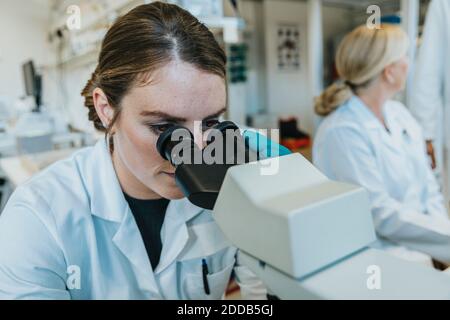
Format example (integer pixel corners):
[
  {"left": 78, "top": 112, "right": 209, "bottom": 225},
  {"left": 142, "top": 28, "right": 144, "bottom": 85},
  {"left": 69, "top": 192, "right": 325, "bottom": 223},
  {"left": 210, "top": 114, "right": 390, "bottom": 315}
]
[
  {"left": 313, "top": 96, "right": 450, "bottom": 265},
  {"left": 411, "top": 0, "right": 450, "bottom": 202},
  {"left": 0, "top": 139, "right": 267, "bottom": 300}
]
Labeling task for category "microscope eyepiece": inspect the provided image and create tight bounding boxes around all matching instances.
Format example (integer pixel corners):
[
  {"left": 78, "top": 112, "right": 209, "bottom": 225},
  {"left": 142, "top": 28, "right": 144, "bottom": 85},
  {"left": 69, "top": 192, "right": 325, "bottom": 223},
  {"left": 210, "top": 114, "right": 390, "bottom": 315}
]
[
  {"left": 156, "top": 125, "right": 196, "bottom": 165},
  {"left": 155, "top": 121, "right": 254, "bottom": 210}
]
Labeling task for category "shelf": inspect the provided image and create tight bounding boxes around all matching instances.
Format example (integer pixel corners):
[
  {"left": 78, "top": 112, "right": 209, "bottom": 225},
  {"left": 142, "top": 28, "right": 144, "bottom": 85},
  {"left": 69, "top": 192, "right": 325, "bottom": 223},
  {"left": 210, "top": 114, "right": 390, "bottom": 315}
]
[
  {"left": 50, "top": 0, "right": 145, "bottom": 36},
  {"left": 58, "top": 47, "right": 100, "bottom": 68},
  {"left": 49, "top": 0, "right": 245, "bottom": 68}
]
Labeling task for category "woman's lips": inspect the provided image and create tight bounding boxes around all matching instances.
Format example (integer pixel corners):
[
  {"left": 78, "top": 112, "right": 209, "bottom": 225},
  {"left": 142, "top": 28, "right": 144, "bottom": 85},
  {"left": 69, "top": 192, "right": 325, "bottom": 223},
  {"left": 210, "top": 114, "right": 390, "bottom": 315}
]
[{"left": 164, "top": 172, "right": 176, "bottom": 178}]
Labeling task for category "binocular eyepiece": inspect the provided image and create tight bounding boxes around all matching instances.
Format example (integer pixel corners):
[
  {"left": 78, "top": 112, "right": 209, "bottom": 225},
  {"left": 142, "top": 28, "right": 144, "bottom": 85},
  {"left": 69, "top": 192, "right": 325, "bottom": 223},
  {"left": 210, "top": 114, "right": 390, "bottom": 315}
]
[
  {"left": 156, "top": 121, "right": 254, "bottom": 210},
  {"left": 156, "top": 121, "right": 242, "bottom": 166},
  {"left": 156, "top": 124, "right": 195, "bottom": 166}
]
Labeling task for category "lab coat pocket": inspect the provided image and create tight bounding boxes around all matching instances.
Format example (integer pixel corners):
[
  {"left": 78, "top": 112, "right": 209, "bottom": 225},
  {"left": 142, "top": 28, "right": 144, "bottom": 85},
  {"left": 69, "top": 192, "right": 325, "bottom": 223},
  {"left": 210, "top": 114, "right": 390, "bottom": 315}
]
[{"left": 183, "top": 261, "right": 234, "bottom": 300}]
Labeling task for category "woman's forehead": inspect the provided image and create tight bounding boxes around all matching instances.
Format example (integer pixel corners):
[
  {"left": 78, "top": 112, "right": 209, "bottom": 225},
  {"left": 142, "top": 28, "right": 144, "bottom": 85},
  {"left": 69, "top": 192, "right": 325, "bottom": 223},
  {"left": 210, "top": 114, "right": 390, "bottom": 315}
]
[{"left": 123, "top": 62, "right": 226, "bottom": 120}]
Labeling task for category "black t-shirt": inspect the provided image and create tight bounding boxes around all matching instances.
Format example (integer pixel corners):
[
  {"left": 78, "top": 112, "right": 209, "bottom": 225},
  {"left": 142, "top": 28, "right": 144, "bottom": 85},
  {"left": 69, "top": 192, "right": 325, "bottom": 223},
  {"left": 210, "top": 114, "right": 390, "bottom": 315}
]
[{"left": 124, "top": 193, "right": 170, "bottom": 270}]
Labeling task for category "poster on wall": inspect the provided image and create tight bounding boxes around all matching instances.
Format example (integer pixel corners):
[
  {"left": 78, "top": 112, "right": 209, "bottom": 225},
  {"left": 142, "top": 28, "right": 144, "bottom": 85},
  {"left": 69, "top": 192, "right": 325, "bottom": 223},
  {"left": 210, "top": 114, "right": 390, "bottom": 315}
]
[{"left": 277, "top": 24, "right": 301, "bottom": 72}]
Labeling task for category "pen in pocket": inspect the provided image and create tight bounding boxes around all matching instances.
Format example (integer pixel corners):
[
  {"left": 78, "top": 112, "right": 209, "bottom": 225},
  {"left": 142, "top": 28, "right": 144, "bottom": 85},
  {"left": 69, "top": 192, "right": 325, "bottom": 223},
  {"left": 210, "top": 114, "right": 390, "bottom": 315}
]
[{"left": 202, "top": 259, "right": 210, "bottom": 295}]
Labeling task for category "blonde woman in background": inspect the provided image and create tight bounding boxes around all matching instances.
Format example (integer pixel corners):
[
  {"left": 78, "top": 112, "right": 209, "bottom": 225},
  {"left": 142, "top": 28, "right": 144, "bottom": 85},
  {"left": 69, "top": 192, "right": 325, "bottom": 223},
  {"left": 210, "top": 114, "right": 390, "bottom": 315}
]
[{"left": 313, "top": 24, "right": 450, "bottom": 267}]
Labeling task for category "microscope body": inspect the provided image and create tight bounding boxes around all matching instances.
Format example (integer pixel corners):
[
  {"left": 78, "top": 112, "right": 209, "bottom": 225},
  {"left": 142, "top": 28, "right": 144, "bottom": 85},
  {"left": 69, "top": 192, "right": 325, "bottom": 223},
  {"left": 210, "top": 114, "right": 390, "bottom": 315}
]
[
  {"left": 213, "top": 154, "right": 450, "bottom": 299},
  {"left": 157, "top": 123, "right": 450, "bottom": 299}
]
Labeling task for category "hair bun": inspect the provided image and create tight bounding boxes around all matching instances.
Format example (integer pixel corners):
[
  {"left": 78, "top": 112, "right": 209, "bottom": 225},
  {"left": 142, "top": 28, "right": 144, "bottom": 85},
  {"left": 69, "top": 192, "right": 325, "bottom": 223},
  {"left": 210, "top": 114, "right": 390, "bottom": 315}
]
[{"left": 314, "top": 82, "right": 352, "bottom": 116}]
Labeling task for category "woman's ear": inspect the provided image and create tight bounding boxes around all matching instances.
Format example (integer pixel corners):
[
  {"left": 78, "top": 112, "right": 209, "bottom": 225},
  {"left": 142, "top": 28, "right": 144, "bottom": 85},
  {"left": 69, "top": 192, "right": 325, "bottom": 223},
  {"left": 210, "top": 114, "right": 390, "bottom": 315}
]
[
  {"left": 382, "top": 64, "right": 396, "bottom": 85},
  {"left": 93, "top": 88, "right": 114, "bottom": 129}
]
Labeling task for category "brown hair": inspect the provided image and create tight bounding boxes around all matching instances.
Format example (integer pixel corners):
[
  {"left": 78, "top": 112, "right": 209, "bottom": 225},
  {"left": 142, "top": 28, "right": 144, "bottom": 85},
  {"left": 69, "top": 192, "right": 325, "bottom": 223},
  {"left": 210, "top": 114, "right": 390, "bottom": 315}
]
[{"left": 81, "top": 1, "right": 226, "bottom": 134}]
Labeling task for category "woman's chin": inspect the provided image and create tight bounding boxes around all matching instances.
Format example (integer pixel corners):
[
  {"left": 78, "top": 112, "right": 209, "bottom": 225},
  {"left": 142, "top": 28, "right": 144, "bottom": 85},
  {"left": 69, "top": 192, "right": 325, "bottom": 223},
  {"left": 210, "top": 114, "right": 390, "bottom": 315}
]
[{"left": 161, "top": 187, "right": 185, "bottom": 200}]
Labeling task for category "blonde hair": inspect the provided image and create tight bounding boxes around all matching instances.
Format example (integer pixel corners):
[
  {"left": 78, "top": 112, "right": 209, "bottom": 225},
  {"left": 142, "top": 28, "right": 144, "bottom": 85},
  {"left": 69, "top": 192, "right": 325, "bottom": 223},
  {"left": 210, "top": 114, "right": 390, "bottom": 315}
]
[{"left": 315, "top": 24, "right": 409, "bottom": 116}]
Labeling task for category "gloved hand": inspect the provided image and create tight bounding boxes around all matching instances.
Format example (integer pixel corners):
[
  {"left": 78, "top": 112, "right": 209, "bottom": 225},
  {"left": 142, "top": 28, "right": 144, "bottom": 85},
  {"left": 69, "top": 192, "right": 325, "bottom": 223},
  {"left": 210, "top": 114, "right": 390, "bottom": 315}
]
[{"left": 242, "top": 129, "right": 291, "bottom": 160}]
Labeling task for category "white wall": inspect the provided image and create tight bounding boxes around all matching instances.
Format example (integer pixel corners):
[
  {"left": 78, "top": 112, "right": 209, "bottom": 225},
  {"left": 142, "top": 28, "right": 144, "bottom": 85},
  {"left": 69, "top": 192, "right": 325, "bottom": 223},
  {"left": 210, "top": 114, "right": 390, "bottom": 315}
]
[
  {"left": 263, "top": 0, "right": 314, "bottom": 134},
  {"left": 53, "top": 63, "right": 98, "bottom": 132},
  {"left": 239, "top": 0, "right": 267, "bottom": 115},
  {"left": 0, "top": 1, "right": 53, "bottom": 100}
]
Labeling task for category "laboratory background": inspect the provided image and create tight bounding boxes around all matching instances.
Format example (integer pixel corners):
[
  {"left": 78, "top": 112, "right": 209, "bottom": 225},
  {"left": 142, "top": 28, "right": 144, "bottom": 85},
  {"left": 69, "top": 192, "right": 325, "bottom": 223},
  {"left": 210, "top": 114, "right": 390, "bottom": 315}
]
[
  {"left": 0, "top": 0, "right": 435, "bottom": 205},
  {"left": 1, "top": 0, "right": 450, "bottom": 300}
]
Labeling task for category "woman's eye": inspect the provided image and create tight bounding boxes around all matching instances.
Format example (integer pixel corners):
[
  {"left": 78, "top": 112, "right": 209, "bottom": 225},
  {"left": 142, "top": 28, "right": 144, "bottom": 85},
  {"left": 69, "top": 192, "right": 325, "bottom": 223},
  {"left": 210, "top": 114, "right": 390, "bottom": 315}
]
[
  {"left": 149, "top": 123, "right": 174, "bottom": 134},
  {"left": 203, "top": 119, "right": 220, "bottom": 130}
]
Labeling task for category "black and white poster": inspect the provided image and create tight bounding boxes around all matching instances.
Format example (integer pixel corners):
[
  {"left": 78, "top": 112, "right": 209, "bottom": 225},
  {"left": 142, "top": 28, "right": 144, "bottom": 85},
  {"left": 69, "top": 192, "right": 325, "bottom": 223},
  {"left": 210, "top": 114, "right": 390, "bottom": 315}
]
[{"left": 277, "top": 24, "right": 300, "bottom": 71}]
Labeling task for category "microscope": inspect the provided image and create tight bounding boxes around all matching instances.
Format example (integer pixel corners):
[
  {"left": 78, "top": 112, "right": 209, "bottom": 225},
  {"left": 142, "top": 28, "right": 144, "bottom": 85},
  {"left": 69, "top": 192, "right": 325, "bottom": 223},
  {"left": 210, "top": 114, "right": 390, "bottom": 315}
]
[{"left": 157, "top": 121, "right": 450, "bottom": 299}]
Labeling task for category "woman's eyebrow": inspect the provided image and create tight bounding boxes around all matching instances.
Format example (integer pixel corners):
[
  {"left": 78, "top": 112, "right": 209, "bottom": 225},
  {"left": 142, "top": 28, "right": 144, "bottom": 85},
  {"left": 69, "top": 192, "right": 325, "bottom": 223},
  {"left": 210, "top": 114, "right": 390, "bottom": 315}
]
[
  {"left": 140, "top": 110, "right": 186, "bottom": 122},
  {"left": 141, "top": 108, "right": 227, "bottom": 122},
  {"left": 203, "top": 107, "right": 227, "bottom": 120}
]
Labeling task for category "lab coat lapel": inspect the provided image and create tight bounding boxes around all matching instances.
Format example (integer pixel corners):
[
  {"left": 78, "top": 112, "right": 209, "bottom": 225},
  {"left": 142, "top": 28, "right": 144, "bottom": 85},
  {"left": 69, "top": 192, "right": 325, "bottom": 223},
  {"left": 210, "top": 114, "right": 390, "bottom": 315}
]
[
  {"left": 381, "top": 103, "right": 412, "bottom": 154},
  {"left": 155, "top": 199, "right": 203, "bottom": 274},
  {"left": 84, "top": 139, "right": 127, "bottom": 222},
  {"left": 112, "top": 206, "right": 159, "bottom": 294},
  {"left": 347, "top": 96, "right": 380, "bottom": 131},
  {"left": 85, "top": 140, "right": 204, "bottom": 291},
  {"left": 85, "top": 140, "right": 159, "bottom": 294},
  {"left": 348, "top": 96, "right": 398, "bottom": 152}
]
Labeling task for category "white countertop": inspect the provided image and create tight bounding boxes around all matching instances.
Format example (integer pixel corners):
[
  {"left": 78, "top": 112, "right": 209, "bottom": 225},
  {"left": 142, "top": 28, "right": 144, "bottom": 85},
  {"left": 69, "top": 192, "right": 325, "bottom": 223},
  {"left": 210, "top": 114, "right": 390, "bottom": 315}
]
[{"left": 0, "top": 148, "right": 80, "bottom": 188}]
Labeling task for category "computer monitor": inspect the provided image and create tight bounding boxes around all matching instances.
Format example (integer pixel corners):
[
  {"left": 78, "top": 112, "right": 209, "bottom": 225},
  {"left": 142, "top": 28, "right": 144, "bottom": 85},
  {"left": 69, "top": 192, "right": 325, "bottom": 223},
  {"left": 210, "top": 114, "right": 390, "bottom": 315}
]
[{"left": 22, "top": 60, "right": 42, "bottom": 112}]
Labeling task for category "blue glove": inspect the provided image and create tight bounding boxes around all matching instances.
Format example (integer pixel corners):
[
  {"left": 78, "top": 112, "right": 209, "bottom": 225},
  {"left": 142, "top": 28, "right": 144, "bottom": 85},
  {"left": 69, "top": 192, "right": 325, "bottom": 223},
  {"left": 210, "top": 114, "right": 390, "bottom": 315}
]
[{"left": 242, "top": 129, "right": 291, "bottom": 160}]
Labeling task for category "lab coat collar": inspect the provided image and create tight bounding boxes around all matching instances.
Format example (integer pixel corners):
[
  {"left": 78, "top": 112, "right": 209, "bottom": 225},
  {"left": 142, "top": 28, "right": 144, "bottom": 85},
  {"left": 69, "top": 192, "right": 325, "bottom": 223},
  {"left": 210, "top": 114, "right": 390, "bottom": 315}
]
[
  {"left": 347, "top": 96, "right": 405, "bottom": 153},
  {"left": 86, "top": 139, "right": 204, "bottom": 223},
  {"left": 85, "top": 138, "right": 204, "bottom": 277},
  {"left": 347, "top": 95, "right": 407, "bottom": 135},
  {"left": 346, "top": 95, "right": 384, "bottom": 130},
  {"left": 85, "top": 139, "right": 128, "bottom": 223},
  {"left": 83, "top": 140, "right": 160, "bottom": 294}
]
